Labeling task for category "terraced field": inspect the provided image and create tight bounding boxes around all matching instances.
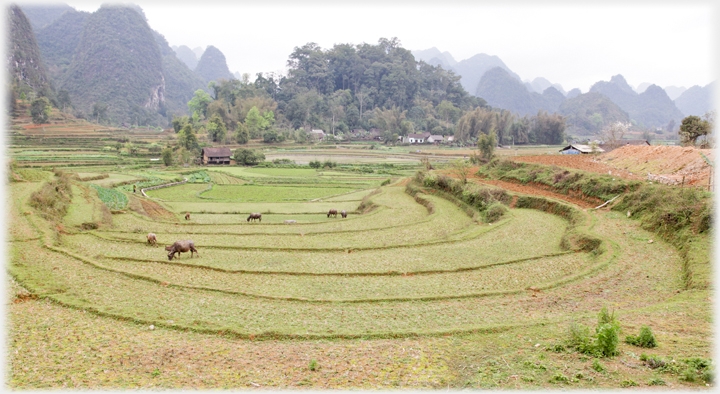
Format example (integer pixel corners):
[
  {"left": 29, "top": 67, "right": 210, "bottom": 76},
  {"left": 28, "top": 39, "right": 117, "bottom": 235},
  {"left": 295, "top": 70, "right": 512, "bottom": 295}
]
[{"left": 8, "top": 163, "right": 688, "bottom": 341}]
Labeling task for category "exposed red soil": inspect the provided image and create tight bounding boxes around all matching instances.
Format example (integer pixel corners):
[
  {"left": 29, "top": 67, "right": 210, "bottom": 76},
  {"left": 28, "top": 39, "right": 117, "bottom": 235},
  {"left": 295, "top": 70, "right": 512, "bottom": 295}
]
[
  {"left": 509, "top": 155, "right": 645, "bottom": 181},
  {"left": 510, "top": 145, "right": 713, "bottom": 186},
  {"left": 470, "top": 176, "right": 600, "bottom": 209}
]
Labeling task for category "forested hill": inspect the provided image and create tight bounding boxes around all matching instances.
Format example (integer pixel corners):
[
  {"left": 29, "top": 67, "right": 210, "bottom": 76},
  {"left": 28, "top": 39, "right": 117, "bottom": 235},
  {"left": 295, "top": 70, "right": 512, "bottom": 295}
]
[
  {"left": 153, "top": 31, "right": 207, "bottom": 118},
  {"left": 8, "top": 4, "right": 54, "bottom": 100},
  {"left": 59, "top": 5, "right": 165, "bottom": 125},
  {"left": 194, "top": 45, "right": 233, "bottom": 84},
  {"left": 589, "top": 75, "right": 684, "bottom": 128},
  {"left": 18, "top": 3, "right": 73, "bottom": 31},
  {"left": 35, "top": 8, "right": 90, "bottom": 83}
]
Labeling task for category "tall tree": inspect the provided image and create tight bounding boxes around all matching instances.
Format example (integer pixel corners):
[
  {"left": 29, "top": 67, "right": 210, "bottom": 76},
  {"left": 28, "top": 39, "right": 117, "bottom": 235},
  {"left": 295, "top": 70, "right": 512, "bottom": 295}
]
[
  {"left": 206, "top": 114, "right": 227, "bottom": 142},
  {"left": 679, "top": 115, "right": 712, "bottom": 146},
  {"left": 30, "top": 97, "right": 51, "bottom": 124},
  {"left": 187, "top": 89, "right": 212, "bottom": 119}
]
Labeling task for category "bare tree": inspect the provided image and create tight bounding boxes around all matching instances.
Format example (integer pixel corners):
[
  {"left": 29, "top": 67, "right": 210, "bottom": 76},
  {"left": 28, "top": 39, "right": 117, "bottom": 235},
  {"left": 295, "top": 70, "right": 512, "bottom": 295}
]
[{"left": 602, "top": 121, "right": 631, "bottom": 149}]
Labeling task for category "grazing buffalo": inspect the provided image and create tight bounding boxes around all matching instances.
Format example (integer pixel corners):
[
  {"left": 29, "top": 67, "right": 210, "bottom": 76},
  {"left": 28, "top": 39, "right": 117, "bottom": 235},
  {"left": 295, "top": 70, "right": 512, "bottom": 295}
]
[
  {"left": 247, "top": 213, "right": 262, "bottom": 222},
  {"left": 185, "top": 213, "right": 190, "bottom": 220},
  {"left": 340, "top": 210, "right": 347, "bottom": 218},
  {"left": 147, "top": 233, "right": 157, "bottom": 247},
  {"left": 165, "top": 240, "right": 199, "bottom": 261},
  {"left": 327, "top": 209, "right": 338, "bottom": 218},
  {"left": 284, "top": 220, "right": 297, "bottom": 224}
]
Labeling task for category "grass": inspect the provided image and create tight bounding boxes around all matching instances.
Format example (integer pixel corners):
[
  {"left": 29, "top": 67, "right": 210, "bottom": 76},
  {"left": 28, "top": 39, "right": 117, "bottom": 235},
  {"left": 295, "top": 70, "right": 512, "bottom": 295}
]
[{"left": 6, "top": 135, "right": 713, "bottom": 389}]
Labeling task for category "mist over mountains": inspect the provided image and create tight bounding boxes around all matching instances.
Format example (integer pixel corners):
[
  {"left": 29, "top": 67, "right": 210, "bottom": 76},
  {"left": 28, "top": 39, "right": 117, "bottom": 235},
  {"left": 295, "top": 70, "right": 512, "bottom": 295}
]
[
  {"left": 10, "top": 3, "right": 714, "bottom": 134},
  {"left": 414, "top": 47, "right": 714, "bottom": 131}
]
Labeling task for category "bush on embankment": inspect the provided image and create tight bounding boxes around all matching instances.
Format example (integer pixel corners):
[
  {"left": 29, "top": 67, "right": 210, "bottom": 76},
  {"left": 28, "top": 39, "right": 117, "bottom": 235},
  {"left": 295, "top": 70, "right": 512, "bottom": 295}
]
[
  {"left": 28, "top": 170, "right": 74, "bottom": 220},
  {"left": 412, "top": 171, "right": 511, "bottom": 222},
  {"left": 479, "top": 158, "right": 642, "bottom": 201},
  {"left": 478, "top": 158, "right": 713, "bottom": 289}
]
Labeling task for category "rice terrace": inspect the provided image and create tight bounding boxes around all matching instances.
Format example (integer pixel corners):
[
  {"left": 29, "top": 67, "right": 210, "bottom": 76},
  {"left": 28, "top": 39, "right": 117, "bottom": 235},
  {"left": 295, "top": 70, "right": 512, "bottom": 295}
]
[{"left": 4, "top": 103, "right": 712, "bottom": 390}]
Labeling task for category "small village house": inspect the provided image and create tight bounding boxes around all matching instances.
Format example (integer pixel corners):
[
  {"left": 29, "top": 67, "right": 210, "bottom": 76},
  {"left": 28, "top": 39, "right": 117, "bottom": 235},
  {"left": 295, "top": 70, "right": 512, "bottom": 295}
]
[
  {"left": 201, "top": 147, "right": 232, "bottom": 164},
  {"left": 559, "top": 144, "right": 605, "bottom": 154}
]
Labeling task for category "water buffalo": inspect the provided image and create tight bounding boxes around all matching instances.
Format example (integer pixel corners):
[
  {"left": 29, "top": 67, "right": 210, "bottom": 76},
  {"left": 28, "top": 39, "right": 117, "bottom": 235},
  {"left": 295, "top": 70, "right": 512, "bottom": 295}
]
[
  {"left": 327, "top": 209, "right": 338, "bottom": 218},
  {"left": 340, "top": 210, "right": 347, "bottom": 218},
  {"left": 165, "top": 240, "right": 199, "bottom": 261},
  {"left": 185, "top": 213, "right": 190, "bottom": 220},
  {"left": 147, "top": 233, "right": 157, "bottom": 247},
  {"left": 247, "top": 213, "right": 262, "bottom": 222}
]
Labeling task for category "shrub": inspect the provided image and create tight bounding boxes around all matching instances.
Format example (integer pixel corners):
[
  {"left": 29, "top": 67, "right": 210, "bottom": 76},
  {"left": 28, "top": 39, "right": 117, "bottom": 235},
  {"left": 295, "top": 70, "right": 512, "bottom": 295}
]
[
  {"left": 548, "top": 373, "right": 569, "bottom": 384},
  {"left": 484, "top": 202, "right": 507, "bottom": 223},
  {"left": 566, "top": 307, "right": 621, "bottom": 358},
  {"left": 309, "top": 359, "right": 318, "bottom": 371},
  {"left": 29, "top": 174, "right": 74, "bottom": 220},
  {"left": 380, "top": 179, "right": 391, "bottom": 186},
  {"left": 648, "top": 377, "right": 666, "bottom": 386},
  {"left": 591, "top": 359, "right": 605, "bottom": 372},
  {"left": 620, "top": 379, "right": 638, "bottom": 387},
  {"left": 625, "top": 325, "right": 657, "bottom": 348}
]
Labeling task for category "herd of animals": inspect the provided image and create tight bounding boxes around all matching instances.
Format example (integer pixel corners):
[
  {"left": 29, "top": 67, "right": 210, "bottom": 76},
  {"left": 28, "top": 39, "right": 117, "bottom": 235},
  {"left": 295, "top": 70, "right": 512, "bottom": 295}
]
[{"left": 147, "top": 209, "right": 348, "bottom": 260}]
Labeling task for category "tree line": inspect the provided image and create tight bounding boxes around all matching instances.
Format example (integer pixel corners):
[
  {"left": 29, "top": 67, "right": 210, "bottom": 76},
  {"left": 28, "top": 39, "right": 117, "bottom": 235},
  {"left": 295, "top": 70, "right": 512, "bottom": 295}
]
[{"left": 167, "top": 37, "right": 567, "bottom": 151}]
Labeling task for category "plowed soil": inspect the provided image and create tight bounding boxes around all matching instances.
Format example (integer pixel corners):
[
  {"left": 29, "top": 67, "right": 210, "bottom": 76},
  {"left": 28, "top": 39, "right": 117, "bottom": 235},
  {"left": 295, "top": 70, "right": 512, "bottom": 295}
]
[{"left": 511, "top": 145, "right": 713, "bottom": 185}]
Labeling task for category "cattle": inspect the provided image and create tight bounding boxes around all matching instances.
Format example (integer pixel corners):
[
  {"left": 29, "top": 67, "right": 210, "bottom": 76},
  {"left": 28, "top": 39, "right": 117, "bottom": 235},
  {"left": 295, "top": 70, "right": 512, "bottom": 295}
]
[
  {"left": 247, "top": 213, "right": 262, "bottom": 222},
  {"left": 284, "top": 220, "right": 297, "bottom": 224},
  {"left": 165, "top": 240, "right": 199, "bottom": 261},
  {"left": 147, "top": 233, "right": 157, "bottom": 247},
  {"left": 185, "top": 213, "right": 190, "bottom": 220},
  {"left": 327, "top": 209, "right": 338, "bottom": 218},
  {"left": 340, "top": 210, "right": 347, "bottom": 218}
]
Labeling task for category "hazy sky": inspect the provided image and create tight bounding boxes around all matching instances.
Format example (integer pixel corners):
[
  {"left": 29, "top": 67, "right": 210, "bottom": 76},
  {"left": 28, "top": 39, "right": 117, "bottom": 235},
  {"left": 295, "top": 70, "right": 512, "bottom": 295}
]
[{"left": 62, "top": 1, "right": 717, "bottom": 93}]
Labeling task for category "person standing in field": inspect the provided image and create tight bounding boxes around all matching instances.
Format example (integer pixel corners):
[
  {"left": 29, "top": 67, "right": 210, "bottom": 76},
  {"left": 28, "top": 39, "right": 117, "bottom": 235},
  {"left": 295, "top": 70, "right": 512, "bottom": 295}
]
[{"left": 133, "top": 184, "right": 136, "bottom": 193}]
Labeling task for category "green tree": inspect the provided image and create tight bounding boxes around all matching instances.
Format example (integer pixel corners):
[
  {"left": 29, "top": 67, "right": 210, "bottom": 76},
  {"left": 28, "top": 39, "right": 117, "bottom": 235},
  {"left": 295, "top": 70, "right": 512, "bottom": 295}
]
[
  {"left": 92, "top": 102, "right": 108, "bottom": 124},
  {"left": 206, "top": 115, "right": 227, "bottom": 143},
  {"left": 161, "top": 148, "right": 173, "bottom": 166},
  {"left": 679, "top": 115, "right": 712, "bottom": 146},
  {"left": 245, "top": 106, "right": 269, "bottom": 138},
  {"left": 235, "top": 122, "right": 250, "bottom": 144},
  {"left": 178, "top": 124, "right": 199, "bottom": 151},
  {"left": 30, "top": 97, "right": 51, "bottom": 124},
  {"left": 532, "top": 111, "right": 566, "bottom": 145},
  {"left": 187, "top": 89, "right": 212, "bottom": 119},
  {"left": 233, "top": 148, "right": 265, "bottom": 166},
  {"left": 477, "top": 132, "right": 497, "bottom": 161},
  {"left": 56, "top": 90, "right": 72, "bottom": 113},
  {"left": 455, "top": 107, "right": 495, "bottom": 143},
  {"left": 171, "top": 115, "right": 189, "bottom": 133}
]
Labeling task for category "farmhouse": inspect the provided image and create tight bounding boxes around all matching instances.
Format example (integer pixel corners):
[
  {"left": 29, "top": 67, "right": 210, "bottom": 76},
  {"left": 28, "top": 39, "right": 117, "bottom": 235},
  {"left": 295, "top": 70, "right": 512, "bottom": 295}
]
[
  {"left": 427, "top": 135, "right": 444, "bottom": 144},
  {"left": 406, "top": 132, "right": 432, "bottom": 144},
  {"left": 559, "top": 144, "right": 604, "bottom": 154},
  {"left": 201, "top": 147, "right": 232, "bottom": 164},
  {"left": 310, "top": 129, "right": 325, "bottom": 141}
]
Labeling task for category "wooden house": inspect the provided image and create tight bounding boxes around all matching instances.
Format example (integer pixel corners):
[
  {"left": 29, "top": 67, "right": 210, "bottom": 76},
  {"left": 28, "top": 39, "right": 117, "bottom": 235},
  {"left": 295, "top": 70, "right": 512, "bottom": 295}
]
[{"left": 201, "top": 147, "right": 232, "bottom": 164}]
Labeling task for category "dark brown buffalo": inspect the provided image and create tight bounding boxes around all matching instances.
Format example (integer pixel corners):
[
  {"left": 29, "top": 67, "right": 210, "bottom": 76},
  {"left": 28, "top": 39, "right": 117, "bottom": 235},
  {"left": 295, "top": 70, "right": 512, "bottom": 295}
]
[
  {"left": 165, "top": 240, "right": 199, "bottom": 261},
  {"left": 185, "top": 213, "right": 190, "bottom": 220},
  {"left": 147, "top": 233, "right": 157, "bottom": 247},
  {"left": 327, "top": 209, "right": 338, "bottom": 218},
  {"left": 247, "top": 213, "right": 262, "bottom": 222},
  {"left": 340, "top": 210, "right": 347, "bottom": 218}
]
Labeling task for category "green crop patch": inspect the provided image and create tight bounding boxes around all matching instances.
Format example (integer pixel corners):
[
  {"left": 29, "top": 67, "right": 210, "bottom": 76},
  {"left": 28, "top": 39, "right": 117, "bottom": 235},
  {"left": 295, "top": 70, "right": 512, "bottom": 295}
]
[{"left": 89, "top": 184, "right": 128, "bottom": 210}]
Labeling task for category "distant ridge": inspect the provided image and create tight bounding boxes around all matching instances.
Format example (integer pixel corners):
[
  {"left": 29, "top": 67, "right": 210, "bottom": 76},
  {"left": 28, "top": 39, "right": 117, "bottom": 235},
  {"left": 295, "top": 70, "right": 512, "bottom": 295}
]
[
  {"left": 194, "top": 45, "right": 233, "bottom": 84},
  {"left": 674, "top": 83, "right": 714, "bottom": 117},
  {"left": 589, "top": 75, "right": 684, "bottom": 128},
  {"left": 8, "top": 4, "right": 54, "bottom": 99},
  {"left": 59, "top": 5, "right": 165, "bottom": 124}
]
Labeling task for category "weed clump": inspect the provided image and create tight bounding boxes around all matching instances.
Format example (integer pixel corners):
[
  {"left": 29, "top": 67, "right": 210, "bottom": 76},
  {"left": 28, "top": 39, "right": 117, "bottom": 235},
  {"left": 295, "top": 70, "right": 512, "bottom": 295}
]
[
  {"left": 566, "top": 307, "right": 621, "bottom": 358},
  {"left": 625, "top": 325, "right": 657, "bottom": 348}
]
